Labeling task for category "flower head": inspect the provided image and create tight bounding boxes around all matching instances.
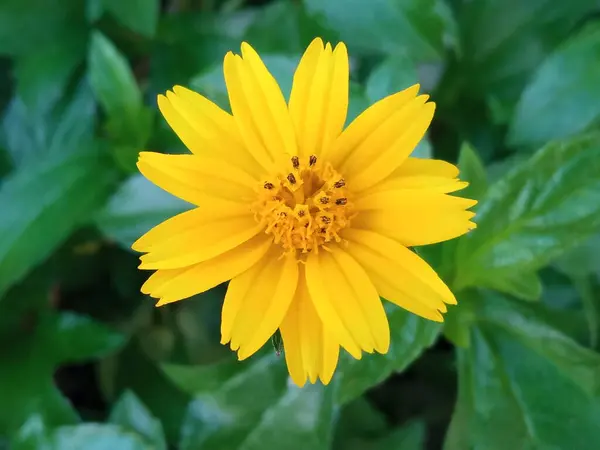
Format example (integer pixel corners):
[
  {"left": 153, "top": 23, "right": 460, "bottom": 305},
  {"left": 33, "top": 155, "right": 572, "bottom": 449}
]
[{"left": 133, "top": 38, "right": 476, "bottom": 386}]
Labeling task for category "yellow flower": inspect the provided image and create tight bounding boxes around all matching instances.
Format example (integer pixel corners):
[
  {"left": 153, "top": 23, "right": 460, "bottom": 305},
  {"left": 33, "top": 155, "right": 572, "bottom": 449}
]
[{"left": 133, "top": 38, "right": 476, "bottom": 387}]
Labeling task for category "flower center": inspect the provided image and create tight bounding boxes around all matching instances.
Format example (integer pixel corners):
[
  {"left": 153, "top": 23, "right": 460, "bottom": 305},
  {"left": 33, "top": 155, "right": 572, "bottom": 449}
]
[{"left": 251, "top": 155, "right": 355, "bottom": 255}]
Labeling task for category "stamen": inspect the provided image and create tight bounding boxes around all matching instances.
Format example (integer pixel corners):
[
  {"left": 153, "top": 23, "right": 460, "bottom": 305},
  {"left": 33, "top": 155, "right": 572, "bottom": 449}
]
[{"left": 251, "top": 159, "right": 352, "bottom": 255}]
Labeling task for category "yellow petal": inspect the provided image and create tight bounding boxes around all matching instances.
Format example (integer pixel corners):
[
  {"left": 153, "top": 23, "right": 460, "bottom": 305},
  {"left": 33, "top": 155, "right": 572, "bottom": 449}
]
[
  {"left": 343, "top": 228, "right": 455, "bottom": 320},
  {"left": 132, "top": 201, "right": 248, "bottom": 252},
  {"left": 353, "top": 190, "right": 477, "bottom": 246},
  {"left": 157, "top": 87, "right": 262, "bottom": 175},
  {"left": 305, "top": 248, "right": 389, "bottom": 357},
  {"left": 141, "top": 234, "right": 272, "bottom": 306},
  {"left": 342, "top": 98, "right": 435, "bottom": 192},
  {"left": 137, "top": 152, "right": 257, "bottom": 205},
  {"left": 392, "top": 157, "right": 460, "bottom": 179},
  {"left": 324, "top": 84, "right": 420, "bottom": 168},
  {"left": 289, "top": 39, "right": 349, "bottom": 158},
  {"left": 331, "top": 247, "right": 390, "bottom": 353},
  {"left": 138, "top": 215, "right": 262, "bottom": 270},
  {"left": 222, "top": 253, "right": 298, "bottom": 360},
  {"left": 364, "top": 157, "right": 464, "bottom": 194},
  {"left": 223, "top": 44, "right": 297, "bottom": 171},
  {"left": 280, "top": 266, "right": 340, "bottom": 386},
  {"left": 365, "top": 176, "right": 468, "bottom": 194}
]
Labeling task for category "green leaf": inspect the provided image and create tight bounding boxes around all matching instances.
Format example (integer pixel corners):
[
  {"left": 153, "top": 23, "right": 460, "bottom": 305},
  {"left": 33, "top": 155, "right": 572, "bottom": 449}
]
[
  {"left": 48, "top": 424, "right": 149, "bottom": 450},
  {"left": 88, "top": 32, "right": 151, "bottom": 148},
  {"left": 509, "top": 22, "right": 600, "bottom": 147},
  {"left": 366, "top": 55, "right": 419, "bottom": 104},
  {"left": 303, "top": 0, "right": 454, "bottom": 61},
  {"left": 11, "top": 415, "right": 47, "bottom": 450},
  {"left": 13, "top": 38, "right": 85, "bottom": 116},
  {"left": 454, "top": 133, "right": 600, "bottom": 291},
  {"left": 337, "top": 304, "right": 441, "bottom": 404},
  {"left": 0, "top": 311, "right": 124, "bottom": 436},
  {"left": 110, "top": 340, "right": 191, "bottom": 443},
  {"left": 238, "top": 382, "right": 337, "bottom": 450},
  {"left": 445, "top": 292, "right": 600, "bottom": 450},
  {"left": 456, "top": 142, "right": 488, "bottom": 201},
  {"left": 483, "top": 271, "right": 543, "bottom": 302},
  {"left": 457, "top": 0, "right": 595, "bottom": 120},
  {"left": 0, "top": 149, "right": 117, "bottom": 298},
  {"left": 0, "top": 0, "right": 86, "bottom": 57},
  {"left": 554, "top": 235, "right": 600, "bottom": 278},
  {"left": 243, "top": 1, "right": 329, "bottom": 54},
  {"left": 101, "top": 0, "right": 159, "bottom": 37},
  {"left": 49, "top": 312, "right": 126, "bottom": 363},
  {"left": 2, "top": 81, "right": 97, "bottom": 167},
  {"left": 179, "top": 355, "right": 288, "bottom": 450},
  {"left": 572, "top": 275, "right": 600, "bottom": 350},
  {"left": 161, "top": 358, "right": 244, "bottom": 396},
  {"left": 369, "top": 421, "right": 426, "bottom": 450},
  {"left": 95, "top": 174, "right": 191, "bottom": 249},
  {"left": 109, "top": 391, "right": 167, "bottom": 449}
]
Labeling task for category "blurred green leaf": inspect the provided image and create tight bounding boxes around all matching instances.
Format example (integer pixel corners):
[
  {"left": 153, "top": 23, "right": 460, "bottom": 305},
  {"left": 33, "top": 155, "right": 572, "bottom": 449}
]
[
  {"left": 509, "top": 22, "right": 600, "bottom": 147},
  {"left": 238, "top": 382, "right": 337, "bottom": 450},
  {"left": 304, "top": 0, "right": 454, "bottom": 61},
  {"left": 86, "top": 0, "right": 104, "bottom": 22},
  {"left": 13, "top": 39, "right": 85, "bottom": 116},
  {"left": 337, "top": 304, "right": 441, "bottom": 404},
  {"left": 572, "top": 275, "right": 600, "bottom": 349},
  {"left": 456, "top": 143, "right": 488, "bottom": 200},
  {"left": 111, "top": 341, "right": 190, "bottom": 443},
  {"left": 369, "top": 421, "right": 426, "bottom": 450},
  {"left": 95, "top": 174, "right": 191, "bottom": 249},
  {"left": 2, "top": 81, "right": 97, "bottom": 167},
  {"left": 454, "top": 133, "right": 600, "bottom": 291},
  {"left": 0, "top": 311, "right": 124, "bottom": 436},
  {"left": 445, "top": 292, "right": 600, "bottom": 450},
  {"left": 336, "top": 415, "right": 425, "bottom": 450},
  {"left": 483, "top": 271, "right": 543, "bottom": 302},
  {"left": 161, "top": 358, "right": 244, "bottom": 396},
  {"left": 0, "top": 149, "right": 117, "bottom": 298},
  {"left": 99, "top": 0, "right": 159, "bottom": 37},
  {"left": 554, "top": 235, "right": 600, "bottom": 278},
  {"left": 10, "top": 415, "right": 46, "bottom": 450},
  {"left": 457, "top": 0, "right": 595, "bottom": 120},
  {"left": 0, "top": 0, "right": 86, "bottom": 57},
  {"left": 179, "top": 355, "right": 288, "bottom": 449},
  {"left": 89, "top": 32, "right": 152, "bottom": 150},
  {"left": 366, "top": 55, "right": 419, "bottom": 103},
  {"left": 244, "top": 1, "right": 329, "bottom": 54},
  {"left": 109, "top": 391, "right": 166, "bottom": 449},
  {"left": 333, "top": 397, "right": 388, "bottom": 449},
  {"left": 12, "top": 422, "right": 151, "bottom": 450}
]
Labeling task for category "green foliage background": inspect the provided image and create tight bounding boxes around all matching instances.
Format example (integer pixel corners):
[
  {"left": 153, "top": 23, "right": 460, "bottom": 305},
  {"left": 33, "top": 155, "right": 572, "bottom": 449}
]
[{"left": 1, "top": 0, "right": 600, "bottom": 448}]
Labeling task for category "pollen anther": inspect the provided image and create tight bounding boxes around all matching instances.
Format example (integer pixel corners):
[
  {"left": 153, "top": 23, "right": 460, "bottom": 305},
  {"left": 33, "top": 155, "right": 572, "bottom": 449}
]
[{"left": 251, "top": 158, "right": 353, "bottom": 255}]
